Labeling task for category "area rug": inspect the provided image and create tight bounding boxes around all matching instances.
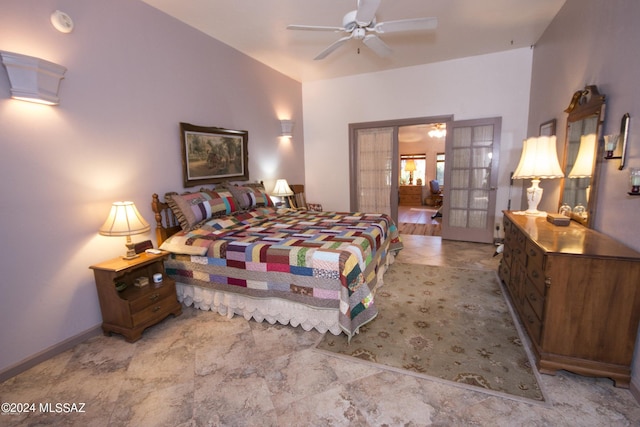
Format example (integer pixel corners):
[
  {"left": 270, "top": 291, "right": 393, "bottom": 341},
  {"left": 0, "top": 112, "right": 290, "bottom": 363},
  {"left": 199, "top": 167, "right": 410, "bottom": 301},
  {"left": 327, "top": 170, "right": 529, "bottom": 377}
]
[{"left": 315, "top": 263, "right": 546, "bottom": 403}]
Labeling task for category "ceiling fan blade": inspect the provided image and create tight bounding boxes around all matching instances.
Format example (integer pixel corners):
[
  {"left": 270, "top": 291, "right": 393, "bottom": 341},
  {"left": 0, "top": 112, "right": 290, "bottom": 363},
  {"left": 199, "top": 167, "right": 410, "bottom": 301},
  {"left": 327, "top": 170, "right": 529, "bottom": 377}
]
[
  {"left": 287, "top": 24, "right": 345, "bottom": 32},
  {"left": 314, "top": 35, "right": 352, "bottom": 60},
  {"left": 355, "top": 0, "right": 381, "bottom": 26},
  {"left": 363, "top": 34, "right": 392, "bottom": 57},
  {"left": 374, "top": 17, "right": 438, "bottom": 33}
]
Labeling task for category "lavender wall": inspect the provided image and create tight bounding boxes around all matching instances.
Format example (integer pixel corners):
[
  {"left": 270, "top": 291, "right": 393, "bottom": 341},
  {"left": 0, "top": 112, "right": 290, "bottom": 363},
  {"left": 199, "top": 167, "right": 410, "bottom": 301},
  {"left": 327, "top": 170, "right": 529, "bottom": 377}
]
[
  {"left": 527, "top": 0, "right": 640, "bottom": 392},
  {"left": 0, "top": 0, "right": 303, "bottom": 374}
]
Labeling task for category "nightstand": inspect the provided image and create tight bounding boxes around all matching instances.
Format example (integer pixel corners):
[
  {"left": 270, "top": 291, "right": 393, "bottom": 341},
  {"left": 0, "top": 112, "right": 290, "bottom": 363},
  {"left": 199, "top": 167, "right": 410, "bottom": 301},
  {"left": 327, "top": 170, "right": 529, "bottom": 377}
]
[{"left": 89, "top": 251, "right": 182, "bottom": 342}]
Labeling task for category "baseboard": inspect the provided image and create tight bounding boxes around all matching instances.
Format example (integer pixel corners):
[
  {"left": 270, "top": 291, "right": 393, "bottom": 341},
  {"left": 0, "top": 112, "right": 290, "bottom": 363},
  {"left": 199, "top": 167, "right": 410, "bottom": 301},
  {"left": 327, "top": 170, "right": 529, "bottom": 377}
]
[
  {"left": 0, "top": 324, "right": 102, "bottom": 383},
  {"left": 631, "top": 377, "right": 640, "bottom": 404}
]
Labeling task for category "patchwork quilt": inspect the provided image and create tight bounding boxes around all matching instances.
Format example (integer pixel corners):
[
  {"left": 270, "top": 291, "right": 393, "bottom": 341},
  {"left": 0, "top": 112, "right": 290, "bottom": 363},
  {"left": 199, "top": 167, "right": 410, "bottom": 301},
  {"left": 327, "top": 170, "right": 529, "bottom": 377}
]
[{"left": 161, "top": 207, "right": 403, "bottom": 337}]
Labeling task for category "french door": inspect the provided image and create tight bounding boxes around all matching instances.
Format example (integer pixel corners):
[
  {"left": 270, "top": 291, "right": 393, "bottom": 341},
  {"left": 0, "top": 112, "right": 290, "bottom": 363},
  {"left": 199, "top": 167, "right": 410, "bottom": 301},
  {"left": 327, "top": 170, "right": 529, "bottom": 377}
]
[
  {"left": 441, "top": 117, "right": 501, "bottom": 243},
  {"left": 352, "top": 127, "right": 396, "bottom": 217}
]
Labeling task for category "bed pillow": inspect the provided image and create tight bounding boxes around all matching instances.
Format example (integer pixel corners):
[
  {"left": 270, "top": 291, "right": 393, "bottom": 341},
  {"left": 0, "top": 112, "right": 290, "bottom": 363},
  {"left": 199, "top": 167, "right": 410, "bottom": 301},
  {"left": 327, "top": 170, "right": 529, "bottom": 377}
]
[
  {"left": 166, "top": 190, "right": 238, "bottom": 230},
  {"left": 227, "top": 184, "right": 274, "bottom": 209}
]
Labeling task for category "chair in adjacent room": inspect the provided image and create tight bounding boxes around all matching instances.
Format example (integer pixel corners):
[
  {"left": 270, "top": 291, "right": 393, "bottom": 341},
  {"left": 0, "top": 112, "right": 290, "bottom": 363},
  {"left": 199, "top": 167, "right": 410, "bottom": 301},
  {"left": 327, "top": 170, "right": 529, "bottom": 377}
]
[{"left": 427, "top": 180, "right": 443, "bottom": 207}]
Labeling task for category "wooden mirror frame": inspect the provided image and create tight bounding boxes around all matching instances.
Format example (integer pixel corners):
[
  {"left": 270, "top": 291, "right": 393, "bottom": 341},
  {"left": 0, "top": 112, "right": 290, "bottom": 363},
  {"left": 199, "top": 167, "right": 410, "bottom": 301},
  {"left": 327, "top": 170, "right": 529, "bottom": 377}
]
[{"left": 559, "top": 85, "right": 606, "bottom": 228}]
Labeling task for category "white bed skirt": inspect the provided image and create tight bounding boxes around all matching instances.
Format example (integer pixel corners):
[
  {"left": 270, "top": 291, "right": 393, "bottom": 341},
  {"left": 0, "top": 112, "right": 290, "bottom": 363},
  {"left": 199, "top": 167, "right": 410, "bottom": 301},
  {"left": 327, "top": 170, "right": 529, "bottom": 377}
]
[
  {"left": 176, "top": 284, "right": 344, "bottom": 335},
  {"left": 175, "top": 252, "right": 395, "bottom": 336}
]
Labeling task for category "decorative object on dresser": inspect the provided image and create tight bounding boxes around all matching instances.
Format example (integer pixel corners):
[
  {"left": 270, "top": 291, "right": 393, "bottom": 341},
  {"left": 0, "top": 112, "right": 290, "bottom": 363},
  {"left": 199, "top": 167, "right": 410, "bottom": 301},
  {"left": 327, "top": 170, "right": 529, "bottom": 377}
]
[
  {"left": 90, "top": 251, "right": 182, "bottom": 342},
  {"left": 179, "top": 122, "right": 249, "bottom": 187},
  {"left": 99, "top": 201, "right": 151, "bottom": 260},
  {"left": 399, "top": 185, "right": 422, "bottom": 206},
  {"left": 511, "top": 136, "right": 564, "bottom": 216},
  {"left": 498, "top": 211, "right": 640, "bottom": 388}
]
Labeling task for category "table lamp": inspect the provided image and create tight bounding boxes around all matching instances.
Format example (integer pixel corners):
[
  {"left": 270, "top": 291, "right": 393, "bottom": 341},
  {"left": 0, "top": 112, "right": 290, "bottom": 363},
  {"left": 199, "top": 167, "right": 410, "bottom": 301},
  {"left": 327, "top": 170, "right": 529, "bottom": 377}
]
[
  {"left": 512, "top": 136, "right": 564, "bottom": 215},
  {"left": 271, "top": 179, "right": 294, "bottom": 207},
  {"left": 99, "top": 201, "right": 150, "bottom": 259}
]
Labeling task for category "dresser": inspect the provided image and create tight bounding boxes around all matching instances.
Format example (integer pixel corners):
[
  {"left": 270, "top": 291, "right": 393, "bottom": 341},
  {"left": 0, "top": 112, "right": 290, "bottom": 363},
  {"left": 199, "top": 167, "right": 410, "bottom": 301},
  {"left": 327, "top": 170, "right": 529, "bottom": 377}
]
[
  {"left": 499, "top": 211, "right": 640, "bottom": 388},
  {"left": 399, "top": 185, "right": 423, "bottom": 206}
]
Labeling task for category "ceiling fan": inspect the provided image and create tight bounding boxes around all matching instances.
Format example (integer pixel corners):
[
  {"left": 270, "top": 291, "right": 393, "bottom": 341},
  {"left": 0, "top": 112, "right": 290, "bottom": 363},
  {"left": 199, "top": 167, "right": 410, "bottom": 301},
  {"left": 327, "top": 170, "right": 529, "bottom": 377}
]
[{"left": 287, "top": 0, "right": 438, "bottom": 60}]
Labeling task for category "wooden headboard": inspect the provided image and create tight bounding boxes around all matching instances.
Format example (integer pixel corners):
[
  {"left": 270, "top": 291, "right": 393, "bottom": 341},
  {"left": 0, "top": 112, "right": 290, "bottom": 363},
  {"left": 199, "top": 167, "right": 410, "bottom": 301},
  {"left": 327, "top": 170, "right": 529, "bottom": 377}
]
[{"left": 151, "top": 193, "right": 181, "bottom": 246}]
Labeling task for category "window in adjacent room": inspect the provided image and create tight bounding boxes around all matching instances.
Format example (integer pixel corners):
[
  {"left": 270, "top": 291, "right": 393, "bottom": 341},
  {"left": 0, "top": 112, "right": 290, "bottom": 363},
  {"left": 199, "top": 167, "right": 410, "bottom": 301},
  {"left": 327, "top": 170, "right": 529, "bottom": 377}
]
[
  {"left": 400, "top": 154, "right": 426, "bottom": 185},
  {"left": 435, "top": 152, "right": 445, "bottom": 185}
]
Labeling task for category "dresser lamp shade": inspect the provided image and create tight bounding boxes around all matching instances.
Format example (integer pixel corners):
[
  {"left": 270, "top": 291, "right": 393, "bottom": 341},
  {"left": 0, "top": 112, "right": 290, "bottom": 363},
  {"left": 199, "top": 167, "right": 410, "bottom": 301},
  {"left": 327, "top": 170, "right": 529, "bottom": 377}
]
[
  {"left": 404, "top": 159, "right": 417, "bottom": 172},
  {"left": 512, "top": 136, "right": 564, "bottom": 216},
  {"left": 271, "top": 179, "right": 294, "bottom": 197},
  {"left": 99, "top": 201, "right": 150, "bottom": 259},
  {"left": 568, "top": 134, "right": 596, "bottom": 178}
]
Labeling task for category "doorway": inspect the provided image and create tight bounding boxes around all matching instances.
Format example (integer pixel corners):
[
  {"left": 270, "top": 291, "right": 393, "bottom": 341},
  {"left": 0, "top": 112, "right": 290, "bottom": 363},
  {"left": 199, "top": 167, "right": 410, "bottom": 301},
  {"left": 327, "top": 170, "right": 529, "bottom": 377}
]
[{"left": 349, "top": 115, "right": 500, "bottom": 243}]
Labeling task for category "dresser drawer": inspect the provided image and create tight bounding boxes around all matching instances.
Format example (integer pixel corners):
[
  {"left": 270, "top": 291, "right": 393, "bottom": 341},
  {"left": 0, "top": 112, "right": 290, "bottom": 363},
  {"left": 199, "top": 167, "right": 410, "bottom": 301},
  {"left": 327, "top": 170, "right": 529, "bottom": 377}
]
[
  {"left": 400, "top": 186, "right": 422, "bottom": 195},
  {"left": 522, "top": 297, "right": 543, "bottom": 343},
  {"left": 524, "top": 277, "right": 545, "bottom": 320},
  {"left": 499, "top": 259, "right": 511, "bottom": 285},
  {"left": 525, "top": 241, "right": 546, "bottom": 295},
  {"left": 131, "top": 294, "right": 178, "bottom": 327},
  {"left": 129, "top": 282, "right": 177, "bottom": 313}
]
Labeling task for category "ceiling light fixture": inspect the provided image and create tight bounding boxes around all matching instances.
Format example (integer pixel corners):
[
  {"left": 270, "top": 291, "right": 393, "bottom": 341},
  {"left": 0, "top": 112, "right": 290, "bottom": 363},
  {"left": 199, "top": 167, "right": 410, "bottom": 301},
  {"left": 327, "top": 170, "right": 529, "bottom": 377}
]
[{"left": 428, "top": 123, "right": 446, "bottom": 138}]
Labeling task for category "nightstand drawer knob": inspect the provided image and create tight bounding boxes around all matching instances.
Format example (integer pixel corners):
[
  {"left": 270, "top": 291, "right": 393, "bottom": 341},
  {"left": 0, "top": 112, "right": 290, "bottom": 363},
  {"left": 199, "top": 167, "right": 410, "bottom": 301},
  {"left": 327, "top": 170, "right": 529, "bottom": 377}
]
[
  {"left": 149, "top": 293, "right": 160, "bottom": 301},
  {"left": 153, "top": 306, "right": 161, "bottom": 312}
]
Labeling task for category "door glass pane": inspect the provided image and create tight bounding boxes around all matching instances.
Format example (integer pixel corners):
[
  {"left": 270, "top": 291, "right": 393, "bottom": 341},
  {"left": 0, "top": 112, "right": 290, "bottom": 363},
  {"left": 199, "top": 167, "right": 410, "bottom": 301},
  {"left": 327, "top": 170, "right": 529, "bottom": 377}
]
[
  {"left": 453, "top": 128, "right": 472, "bottom": 147},
  {"left": 451, "top": 169, "right": 469, "bottom": 188},
  {"left": 470, "top": 190, "right": 489, "bottom": 209},
  {"left": 449, "top": 209, "right": 467, "bottom": 227},
  {"left": 470, "top": 169, "right": 489, "bottom": 189},
  {"left": 452, "top": 148, "right": 470, "bottom": 168},
  {"left": 469, "top": 210, "right": 488, "bottom": 228},
  {"left": 450, "top": 189, "right": 468, "bottom": 208}
]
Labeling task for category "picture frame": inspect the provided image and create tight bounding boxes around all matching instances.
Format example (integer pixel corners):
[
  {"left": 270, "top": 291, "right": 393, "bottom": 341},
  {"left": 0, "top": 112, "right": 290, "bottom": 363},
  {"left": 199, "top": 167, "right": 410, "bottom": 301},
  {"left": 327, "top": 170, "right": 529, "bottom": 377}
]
[
  {"left": 180, "top": 122, "right": 249, "bottom": 187},
  {"left": 539, "top": 119, "right": 557, "bottom": 137}
]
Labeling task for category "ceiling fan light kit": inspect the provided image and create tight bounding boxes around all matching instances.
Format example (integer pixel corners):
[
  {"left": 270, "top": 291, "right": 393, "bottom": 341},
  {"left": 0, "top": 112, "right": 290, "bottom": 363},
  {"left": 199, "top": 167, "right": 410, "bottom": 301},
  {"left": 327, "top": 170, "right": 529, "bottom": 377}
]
[{"left": 287, "top": 0, "right": 438, "bottom": 60}]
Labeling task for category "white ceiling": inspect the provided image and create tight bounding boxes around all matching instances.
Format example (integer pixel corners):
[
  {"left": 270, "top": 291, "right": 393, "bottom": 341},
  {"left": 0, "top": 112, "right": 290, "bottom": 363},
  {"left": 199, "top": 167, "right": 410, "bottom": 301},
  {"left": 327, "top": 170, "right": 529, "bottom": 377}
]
[{"left": 140, "top": 0, "right": 566, "bottom": 83}]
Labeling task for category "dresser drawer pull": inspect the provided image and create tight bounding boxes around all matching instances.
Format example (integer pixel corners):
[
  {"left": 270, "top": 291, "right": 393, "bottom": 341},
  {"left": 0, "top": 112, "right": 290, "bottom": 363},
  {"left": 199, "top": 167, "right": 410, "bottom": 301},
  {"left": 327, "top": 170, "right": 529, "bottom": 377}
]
[
  {"left": 149, "top": 293, "right": 160, "bottom": 301},
  {"left": 152, "top": 306, "right": 162, "bottom": 312},
  {"left": 528, "top": 249, "right": 537, "bottom": 257}
]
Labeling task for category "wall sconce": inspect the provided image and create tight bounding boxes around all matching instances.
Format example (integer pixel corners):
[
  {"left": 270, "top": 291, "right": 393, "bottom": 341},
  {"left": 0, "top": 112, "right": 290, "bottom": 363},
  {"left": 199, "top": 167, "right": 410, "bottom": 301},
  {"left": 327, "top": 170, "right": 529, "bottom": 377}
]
[
  {"left": 0, "top": 51, "right": 67, "bottom": 105},
  {"left": 604, "top": 113, "right": 630, "bottom": 170},
  {"left": 512, "top": 136, "right": 565, "bottom": 215},
  {"left": 280, "top": 120, "right": 294, "bottom": 138},
  {"left": 629, "top": 168, "right": 640, "bottom": 196}
]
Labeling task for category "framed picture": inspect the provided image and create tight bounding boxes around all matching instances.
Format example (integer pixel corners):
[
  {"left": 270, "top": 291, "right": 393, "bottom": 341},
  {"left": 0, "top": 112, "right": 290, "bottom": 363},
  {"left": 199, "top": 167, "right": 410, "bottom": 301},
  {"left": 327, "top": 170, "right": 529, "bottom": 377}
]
[
  {"left": 180, "top": 122, "right": 249, "bottom": 187},
  {"left": 539, "top": 119, "right": 556, "bottom": 137}
]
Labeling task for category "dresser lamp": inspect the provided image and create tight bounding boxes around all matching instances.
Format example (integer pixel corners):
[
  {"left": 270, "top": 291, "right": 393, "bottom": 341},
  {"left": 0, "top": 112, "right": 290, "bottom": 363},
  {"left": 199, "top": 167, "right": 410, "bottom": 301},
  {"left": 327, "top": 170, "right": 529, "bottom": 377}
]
[
  {"left": 99, "top": 201, "right": 151, "bottom": 259},
  {"left": 512, "top": 136, "right": 564, "bottom": 216},
  {"left": 271, "top": 179, "right": 294, "bottom": 207},
  {"left": 404, "top": 159, "right": 417, "bottom": 185}
]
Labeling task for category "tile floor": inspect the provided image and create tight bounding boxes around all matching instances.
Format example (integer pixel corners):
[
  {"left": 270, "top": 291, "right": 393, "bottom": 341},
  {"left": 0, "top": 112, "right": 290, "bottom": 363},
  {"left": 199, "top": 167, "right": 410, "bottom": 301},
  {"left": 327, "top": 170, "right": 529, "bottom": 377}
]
[{"left": 1, "top": 235, "right": 640, "bottom": 426}]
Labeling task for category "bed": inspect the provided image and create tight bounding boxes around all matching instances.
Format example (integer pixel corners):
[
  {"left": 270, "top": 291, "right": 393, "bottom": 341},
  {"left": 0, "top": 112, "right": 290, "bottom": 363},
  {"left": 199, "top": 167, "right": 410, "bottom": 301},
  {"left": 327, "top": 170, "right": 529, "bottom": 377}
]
[{"left": 151, "top": 183, "right": 402, "bottom": 339}]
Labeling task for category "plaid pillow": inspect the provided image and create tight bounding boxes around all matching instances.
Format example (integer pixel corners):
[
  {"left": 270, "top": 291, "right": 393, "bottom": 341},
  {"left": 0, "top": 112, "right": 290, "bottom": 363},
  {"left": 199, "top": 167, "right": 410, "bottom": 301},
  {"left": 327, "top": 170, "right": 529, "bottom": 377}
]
[
  {"left": 227, "top": 184, "right": 274, "bottom": 209},
  {"left": 166, "top": 190, "right": 238, "bottom": 230}
]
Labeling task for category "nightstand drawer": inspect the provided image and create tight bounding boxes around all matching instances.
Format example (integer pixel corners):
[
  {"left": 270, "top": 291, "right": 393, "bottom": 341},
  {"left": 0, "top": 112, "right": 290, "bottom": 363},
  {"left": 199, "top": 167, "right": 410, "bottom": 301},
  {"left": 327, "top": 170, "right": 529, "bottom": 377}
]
[
  {"left": 131, "top": 294, "right": 178, "bottom": 327},
  {"left": 129, "top": 281, "right": 176, "bottom": 313}
]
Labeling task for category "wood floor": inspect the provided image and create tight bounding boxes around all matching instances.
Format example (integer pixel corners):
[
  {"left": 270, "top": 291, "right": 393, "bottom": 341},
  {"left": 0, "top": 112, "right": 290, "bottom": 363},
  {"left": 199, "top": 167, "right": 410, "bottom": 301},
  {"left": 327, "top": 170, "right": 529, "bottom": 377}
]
[{"left": 397, "top": 205, "right": 441, "bottom": 236}]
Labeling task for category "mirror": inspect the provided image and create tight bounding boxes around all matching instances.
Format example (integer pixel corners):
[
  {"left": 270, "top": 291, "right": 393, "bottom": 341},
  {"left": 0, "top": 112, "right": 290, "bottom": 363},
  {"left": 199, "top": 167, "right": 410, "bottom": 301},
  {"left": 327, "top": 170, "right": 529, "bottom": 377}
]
[{"left": 559, "top": 85, "right": 605, "bottom": 228}]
